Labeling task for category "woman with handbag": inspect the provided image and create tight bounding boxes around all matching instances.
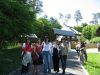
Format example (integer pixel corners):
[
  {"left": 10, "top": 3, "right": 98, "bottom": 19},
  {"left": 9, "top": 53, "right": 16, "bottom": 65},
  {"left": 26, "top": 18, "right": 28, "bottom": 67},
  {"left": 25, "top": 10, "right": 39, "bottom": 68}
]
[{"left": 31, "top": 39, "right": 43, "bottom": 75}]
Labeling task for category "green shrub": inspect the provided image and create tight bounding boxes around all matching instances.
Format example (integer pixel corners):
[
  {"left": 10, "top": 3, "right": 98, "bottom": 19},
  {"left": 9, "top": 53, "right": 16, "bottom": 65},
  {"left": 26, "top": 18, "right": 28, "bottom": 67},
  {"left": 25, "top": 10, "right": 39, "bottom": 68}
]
[
  {"left": 80, "top": 35, "right": 86, "bottom": 42},
  {"left": 90, "top": 37, "right": 100, "bottom": 43},
  {"left": 82, "top": 25, "right": 99, "bottom": 40},
  {"left": 82, "top": 25, "right": 92, "bottom": 40}
]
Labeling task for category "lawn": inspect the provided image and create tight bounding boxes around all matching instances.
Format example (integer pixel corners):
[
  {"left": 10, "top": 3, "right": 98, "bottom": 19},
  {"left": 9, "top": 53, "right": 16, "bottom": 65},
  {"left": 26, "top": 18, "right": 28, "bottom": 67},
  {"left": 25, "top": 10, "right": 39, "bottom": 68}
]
[
  {"left": 85, "top": 53, "right": 100, "bottom": 75},
  {"left": 0, "top": 46, "right": 21, "bottom": 75}
]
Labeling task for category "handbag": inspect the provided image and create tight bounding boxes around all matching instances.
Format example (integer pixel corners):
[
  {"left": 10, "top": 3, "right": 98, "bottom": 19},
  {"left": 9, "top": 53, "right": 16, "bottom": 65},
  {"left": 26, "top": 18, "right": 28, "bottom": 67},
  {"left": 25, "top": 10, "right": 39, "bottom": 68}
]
[
  {"left": 31, "top": 50, "right": 39, "bottom": 61},
  {"left": 38, "top": 52, "right": 43, "bottom": 65}
]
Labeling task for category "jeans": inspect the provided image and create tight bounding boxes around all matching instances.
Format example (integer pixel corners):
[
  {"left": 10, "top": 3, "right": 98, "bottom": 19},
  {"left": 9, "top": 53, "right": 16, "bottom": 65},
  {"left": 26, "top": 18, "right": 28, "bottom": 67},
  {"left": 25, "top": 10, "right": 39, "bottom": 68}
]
[{"left": 42, "top": 51, "right": 51, "bottom": 73}]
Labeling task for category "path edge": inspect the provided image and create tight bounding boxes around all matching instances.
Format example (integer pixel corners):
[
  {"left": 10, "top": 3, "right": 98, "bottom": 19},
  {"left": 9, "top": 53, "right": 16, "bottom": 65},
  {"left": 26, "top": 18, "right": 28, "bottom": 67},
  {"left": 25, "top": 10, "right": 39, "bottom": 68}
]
[{"left": 81, "top": 64, "right": 89, "bottom": 75}]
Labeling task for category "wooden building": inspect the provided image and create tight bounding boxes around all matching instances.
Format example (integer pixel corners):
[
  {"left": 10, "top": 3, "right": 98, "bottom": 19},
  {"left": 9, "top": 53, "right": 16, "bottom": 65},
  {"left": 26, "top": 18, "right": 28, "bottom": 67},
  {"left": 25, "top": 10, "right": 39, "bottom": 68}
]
[{"left": 52, "top": 26, "right": 81, "bottom": 49}]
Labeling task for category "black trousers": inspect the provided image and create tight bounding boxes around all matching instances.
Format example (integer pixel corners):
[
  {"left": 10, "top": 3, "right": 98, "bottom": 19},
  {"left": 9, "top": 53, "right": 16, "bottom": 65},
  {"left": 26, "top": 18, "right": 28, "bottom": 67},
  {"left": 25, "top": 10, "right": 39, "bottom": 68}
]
[
  {"left": 83, "top": 50, "right": 87, "bottom": 61},
  {"left": 52, "top": 56, "right": 59, "bottom": 72},
  {"left": 21, "top": 63, "right": 30, "bottom": 74},
  {"left": 52, "top": 48, "right": 59, "bottom": 72}
]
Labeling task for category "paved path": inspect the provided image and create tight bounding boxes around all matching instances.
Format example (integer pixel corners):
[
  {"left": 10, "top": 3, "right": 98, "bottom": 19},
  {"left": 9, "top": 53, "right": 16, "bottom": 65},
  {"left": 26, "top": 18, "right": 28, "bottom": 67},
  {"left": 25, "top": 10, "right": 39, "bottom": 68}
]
[
  {"left": 86, "top": 48, "right": 100, "bottom": 53},
  {"left": 9, "top": 50, "right": 87, "bottom": 75}
]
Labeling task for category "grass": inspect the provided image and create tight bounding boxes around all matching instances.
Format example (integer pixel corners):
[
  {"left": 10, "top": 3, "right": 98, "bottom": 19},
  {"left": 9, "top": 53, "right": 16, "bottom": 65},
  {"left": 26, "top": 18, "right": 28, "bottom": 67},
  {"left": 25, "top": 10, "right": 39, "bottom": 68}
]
[
  {"left": 0, "top": 46, "right": 21, "bottom": 75},
  {"left": 84, "top": 53, "right": 100, "bottom": 75}
]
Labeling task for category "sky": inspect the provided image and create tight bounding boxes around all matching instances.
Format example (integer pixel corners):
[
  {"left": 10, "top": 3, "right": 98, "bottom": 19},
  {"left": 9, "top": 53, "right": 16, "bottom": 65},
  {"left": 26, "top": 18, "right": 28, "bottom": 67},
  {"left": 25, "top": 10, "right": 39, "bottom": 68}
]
[{"left": 40, "top": 0, "right": 100, "bottom": 27}]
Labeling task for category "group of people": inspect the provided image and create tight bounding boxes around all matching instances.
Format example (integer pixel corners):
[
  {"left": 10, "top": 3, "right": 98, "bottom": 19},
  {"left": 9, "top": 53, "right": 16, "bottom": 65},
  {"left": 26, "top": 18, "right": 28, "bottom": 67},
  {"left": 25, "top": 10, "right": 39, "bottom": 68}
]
[
  {"left": 76, "top": 41, "right": 87, "bottom": 62},
  {"left": 21, "top": 36, "right": 69, "bottom": 75}
]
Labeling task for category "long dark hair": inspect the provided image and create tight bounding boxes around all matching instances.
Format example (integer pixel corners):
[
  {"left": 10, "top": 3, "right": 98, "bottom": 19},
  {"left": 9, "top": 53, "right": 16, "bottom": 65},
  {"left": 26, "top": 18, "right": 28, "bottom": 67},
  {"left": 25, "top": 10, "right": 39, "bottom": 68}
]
[
  {"left": 25, "top": 38, "right": 31, "bottom": 45},
  {"left": 44, "top": 36, "right": 50, "bottom": 42}
]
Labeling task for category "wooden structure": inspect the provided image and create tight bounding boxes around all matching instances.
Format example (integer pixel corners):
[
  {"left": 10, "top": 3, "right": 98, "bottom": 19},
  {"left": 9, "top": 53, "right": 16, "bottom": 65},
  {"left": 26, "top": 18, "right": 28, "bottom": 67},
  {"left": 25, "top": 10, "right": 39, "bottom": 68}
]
[
  {"left": 52, "top": 26, "right": 81, "bottom": 49},
  {"left": 52, "top": 27, "right": 81, "bottom": 41}
]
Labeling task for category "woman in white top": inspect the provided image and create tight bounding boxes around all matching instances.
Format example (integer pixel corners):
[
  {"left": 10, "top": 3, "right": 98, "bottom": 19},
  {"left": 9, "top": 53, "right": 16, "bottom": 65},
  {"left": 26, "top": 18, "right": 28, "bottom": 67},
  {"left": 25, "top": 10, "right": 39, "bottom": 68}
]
[
  {"left": 76, "top": 42, "right": 81, "bottom": 56},
  {"left": 42, "top": 36, "right": 52, "bottom": 73}
]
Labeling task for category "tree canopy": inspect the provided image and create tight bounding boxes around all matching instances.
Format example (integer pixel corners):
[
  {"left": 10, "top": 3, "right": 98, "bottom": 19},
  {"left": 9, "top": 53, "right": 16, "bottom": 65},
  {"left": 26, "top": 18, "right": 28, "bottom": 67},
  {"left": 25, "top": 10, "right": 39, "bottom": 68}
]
[
  {"left": 35, "top": 17, "right": 62, "bottom": 41},
  {"left": 74, "top": 10, "right": 83, "bottom": 25},
  {"left": 0, "top": 0, "right": 37, "bottom": 47}
]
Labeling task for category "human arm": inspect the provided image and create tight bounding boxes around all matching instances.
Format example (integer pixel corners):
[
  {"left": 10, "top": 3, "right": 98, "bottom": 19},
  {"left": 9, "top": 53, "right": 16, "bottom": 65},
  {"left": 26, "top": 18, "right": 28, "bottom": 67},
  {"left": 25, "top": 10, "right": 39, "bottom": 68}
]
[{"left": 21, "top": 43, "right": 26, "bottom": 56}]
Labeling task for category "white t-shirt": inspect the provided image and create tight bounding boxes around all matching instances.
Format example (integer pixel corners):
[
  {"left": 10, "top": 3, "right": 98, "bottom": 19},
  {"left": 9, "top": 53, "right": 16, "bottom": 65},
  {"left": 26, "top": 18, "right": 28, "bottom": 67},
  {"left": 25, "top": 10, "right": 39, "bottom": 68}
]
[
  {"left": 76, "top": 43, "right": 81, "bottom": 49},
  {"left": 42, "top": 42, "right": 53, "bottom": 52}
]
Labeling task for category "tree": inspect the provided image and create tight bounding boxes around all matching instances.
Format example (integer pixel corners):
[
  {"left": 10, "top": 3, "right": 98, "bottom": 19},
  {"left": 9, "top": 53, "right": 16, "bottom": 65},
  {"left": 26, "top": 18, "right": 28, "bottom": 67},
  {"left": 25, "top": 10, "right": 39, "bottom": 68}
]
[
  {"left": 82, "top": 23, "right": 88, "bottom": 27},
  {"left": 65, "top": 14, "right": 71, "bottom": 26},
  {"left": 91, "top": 13, "right": 100, "bottom": 25},
  {"left": 92, "top": 13, "right": 98, "bottom": 24},
  {"left": 59, "top": 13, "right": 64, "bottom": 19},
  {"left": 91, "top": 25, "right": 98, "bottom": 38},
  {"left": 49, "top": 17, "right": 61, "bottom": 28},
  {"left": 82, "top": 26, "right": 92, "bottom": 40},
  {"left": 74, "top": 10, "right": 83, "bottom": 25},
  {"left": 96, "top": 26, "right": 100, "bottom": 36},
  {"left": 82, "top": 25, "right": 99, "bottom": 40},
  {"left": 89, "top": 21, "right": 95, "bottom": 25},
  {"left": 96, "top": 13, "right": 100, "bottom": 24},
  {"left": 0, "top": 0, "right": 39, "bottom": 47},
  {"left": 27, "top": 0, "right": 43, "bottom": 13},
  {"left": 35, "top": 17, "right": 62, "bottom": 41},
  {"left": 43, "top": 14, "right": 48, "bottom": 19},
  {"left": 73, "top": 26, "right": 83, "bottom": 32},
  {"left": 59, "top": 13, "right": 64, "bottom": 24}
]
